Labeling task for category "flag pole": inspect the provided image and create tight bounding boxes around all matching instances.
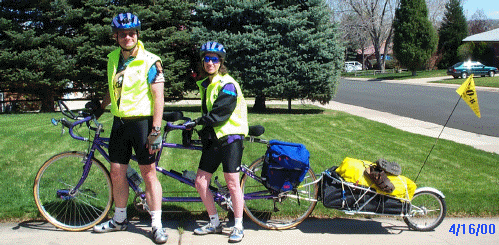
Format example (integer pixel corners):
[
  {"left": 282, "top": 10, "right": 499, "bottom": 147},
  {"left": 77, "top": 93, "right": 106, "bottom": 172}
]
[
  {"left": 414, "top": 96, "right": 462, "bottom": 182},
  {"left": 416, "top": 74, "right": 480, "bottom": 182}
]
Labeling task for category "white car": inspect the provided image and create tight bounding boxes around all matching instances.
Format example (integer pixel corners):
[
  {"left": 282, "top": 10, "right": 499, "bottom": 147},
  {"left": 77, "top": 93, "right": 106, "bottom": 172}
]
[{"left": 344, "top": 61, "right": 362, "bottom": 72}]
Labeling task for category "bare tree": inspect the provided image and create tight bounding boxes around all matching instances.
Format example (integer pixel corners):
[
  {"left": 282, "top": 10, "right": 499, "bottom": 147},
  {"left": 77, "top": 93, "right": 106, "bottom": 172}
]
[
  {"left": 426, "top": 0, "right": 447, "bottom": 29},
  {"left": 340, "top": 13, "right": 371, "bottom": 69},
  {"left": 469, "top": 9, "right": 491, "bottom": 35},
  {"left": 331, "top": 0, "right": 446, "bottom": 71},
  {"left": 332, "top": 0, "right": 399, "bottom": 71}
]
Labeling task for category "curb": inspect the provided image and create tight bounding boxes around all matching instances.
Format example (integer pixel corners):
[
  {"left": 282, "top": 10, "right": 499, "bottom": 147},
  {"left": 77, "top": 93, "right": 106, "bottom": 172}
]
[{"left": 342, "top": 76, "right": 499, "bottom": 93}]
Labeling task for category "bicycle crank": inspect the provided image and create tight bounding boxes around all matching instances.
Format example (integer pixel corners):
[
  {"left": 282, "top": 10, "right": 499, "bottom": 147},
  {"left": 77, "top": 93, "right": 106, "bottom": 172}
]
[{"left": 133, "top": 192, "right": 150, "bottom": 213}]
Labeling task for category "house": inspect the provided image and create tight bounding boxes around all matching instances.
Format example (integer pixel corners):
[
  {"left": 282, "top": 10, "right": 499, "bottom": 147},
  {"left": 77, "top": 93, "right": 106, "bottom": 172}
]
[
  {"left": 463, "top": 28, "right": 499, "bottom": 68},
  {"left": 356, "top": 41, "right": 393, "bottom": 69}
]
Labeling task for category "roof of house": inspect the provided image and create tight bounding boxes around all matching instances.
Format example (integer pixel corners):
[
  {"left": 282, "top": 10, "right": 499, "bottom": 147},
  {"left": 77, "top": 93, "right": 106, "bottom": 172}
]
[
  {"left": 463, "top": 28, "right": 499, "bottom": 42},
  {"left": 356, "top": 41, "right": 393, "bottom": 55}
]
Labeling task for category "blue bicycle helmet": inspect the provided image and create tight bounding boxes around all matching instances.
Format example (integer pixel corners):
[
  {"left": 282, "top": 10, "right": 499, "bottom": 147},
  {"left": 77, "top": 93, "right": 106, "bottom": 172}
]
[
  {"left": 111, "top": 13, "right": 141, "bottom": 32},
  {"left": 200, "top": 41, "right": 226, "bottom": 59}
]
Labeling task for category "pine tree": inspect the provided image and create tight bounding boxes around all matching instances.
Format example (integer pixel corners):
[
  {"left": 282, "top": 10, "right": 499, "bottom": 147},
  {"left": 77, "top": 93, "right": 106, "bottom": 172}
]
[
  {"left": 0, "top": 0, "right": 80, "bottom": 112},
  {"left": 192, "top": 0, "right": 343, "bottom": 111},
  {"left": 0, "top": 0, "right": 194, "bottom": 112},
  {"left": 437, "top": 0, "right": 468, "bottom": 69},
  {"left": 392, "top": 0, "right": 437, "bottom": 75}
]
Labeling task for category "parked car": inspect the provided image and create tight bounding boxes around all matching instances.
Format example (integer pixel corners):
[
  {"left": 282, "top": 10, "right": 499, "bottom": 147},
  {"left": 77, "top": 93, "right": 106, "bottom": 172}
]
[
  {"left": 447, "top": 61, "right": 498, "bottom": 79},
  {"left": 344, "top": 61, "right": 362, "bottom": 72}
]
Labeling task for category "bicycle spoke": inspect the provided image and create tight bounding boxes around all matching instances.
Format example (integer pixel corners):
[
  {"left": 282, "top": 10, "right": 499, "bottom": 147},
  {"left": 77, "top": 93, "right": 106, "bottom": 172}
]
[
  {"left": 34, "top": 152, "right": 113, "bottom": 231},
  {"left": 241, "top": 157, "right": 318, "bottom": 230}
]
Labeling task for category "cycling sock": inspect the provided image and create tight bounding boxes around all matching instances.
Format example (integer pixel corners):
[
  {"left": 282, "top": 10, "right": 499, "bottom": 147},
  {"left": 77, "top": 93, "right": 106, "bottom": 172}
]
[
  {"left": 113, "top": 207, "right": 127, "bottom": 223},
  {"left": 234, "top": 217, "right": 243, "bottom": 230},
  {"left": 151, "top": 210, "right": 163, "bottom": 230},
  {"left": 209, "top": 214, "right": 220, "bottom": 226}
]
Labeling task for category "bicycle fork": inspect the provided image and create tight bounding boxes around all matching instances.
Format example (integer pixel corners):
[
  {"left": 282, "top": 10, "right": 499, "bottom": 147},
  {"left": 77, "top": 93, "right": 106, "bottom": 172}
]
[{"left": 56, "top": 154, "right": 95, "bottom": 200}]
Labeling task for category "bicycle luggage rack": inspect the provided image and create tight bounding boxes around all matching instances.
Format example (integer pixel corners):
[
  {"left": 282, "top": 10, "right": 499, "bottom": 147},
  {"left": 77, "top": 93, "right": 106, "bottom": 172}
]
[{"left": 320, "top": 169, "right": 411, "bottom": 216}]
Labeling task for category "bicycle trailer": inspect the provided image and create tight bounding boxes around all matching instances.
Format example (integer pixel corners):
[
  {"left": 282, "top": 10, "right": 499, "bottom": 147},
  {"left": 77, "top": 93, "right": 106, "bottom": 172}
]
[{"left": 318, "top": 157, "right": 447, "bottom": 231}]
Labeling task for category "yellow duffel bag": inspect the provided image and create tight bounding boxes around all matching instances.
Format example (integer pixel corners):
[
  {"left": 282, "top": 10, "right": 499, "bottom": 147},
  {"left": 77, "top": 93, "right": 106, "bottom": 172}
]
[{"left": 335, "top": 157, "right": 416, "bottom": 200}]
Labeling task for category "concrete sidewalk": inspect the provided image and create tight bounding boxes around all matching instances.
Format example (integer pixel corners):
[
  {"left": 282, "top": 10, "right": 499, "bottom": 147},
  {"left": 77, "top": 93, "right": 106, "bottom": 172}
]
[
  {"left": 3, "top": 217, "right": 499, "bottom": 245},
  {"left": 345, "top": 75, "right": 499, "bottom": 93}
]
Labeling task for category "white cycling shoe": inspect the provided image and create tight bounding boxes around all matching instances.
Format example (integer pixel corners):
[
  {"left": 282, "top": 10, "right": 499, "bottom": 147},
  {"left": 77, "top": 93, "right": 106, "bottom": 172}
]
[{"left": 93, "top": 219, "right": 128, "bottom": 233}]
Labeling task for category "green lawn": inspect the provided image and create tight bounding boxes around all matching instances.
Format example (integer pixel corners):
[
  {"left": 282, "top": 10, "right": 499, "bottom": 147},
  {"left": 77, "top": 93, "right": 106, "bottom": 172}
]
[
  {"left": 1, "top": 104, "right": 498, "bottom": 222},
  {"left": 431, "top": 75, "right": 499, "bottom": 88},
  {"left": 343, "top": 69, "right": 448, "bottom": 80},
  {"left": 343, "top": 68, "right": 499, "bottom": 88}
]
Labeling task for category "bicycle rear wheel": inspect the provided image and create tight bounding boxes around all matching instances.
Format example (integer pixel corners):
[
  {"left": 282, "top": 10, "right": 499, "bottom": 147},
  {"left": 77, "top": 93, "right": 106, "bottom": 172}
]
[
  {"left": 240, "top": 157, "right": 318, "bottom": 230},
  {"left": 403, "top": 189, "right": 446, "bottom": 231},
  {"left": 33, "top": 151, "right": 113, "bottom": 231}
]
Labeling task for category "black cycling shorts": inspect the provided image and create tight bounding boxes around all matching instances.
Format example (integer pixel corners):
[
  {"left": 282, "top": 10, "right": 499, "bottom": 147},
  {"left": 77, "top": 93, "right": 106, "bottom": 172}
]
[
  {"left": 198, "top": 138, "right": 244, "bottom": 174},
  {"left": 109, "top": 116, "right": 154, "bottom": 165}
]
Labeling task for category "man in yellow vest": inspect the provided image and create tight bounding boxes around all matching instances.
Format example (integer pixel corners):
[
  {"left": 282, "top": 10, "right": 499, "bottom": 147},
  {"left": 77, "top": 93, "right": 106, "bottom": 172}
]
[
  {"left": 189, "top": 41, "right": 248, "bottom": 243},
  {"left": 92, "top": 13, "right": 167, "bottom": 244}
]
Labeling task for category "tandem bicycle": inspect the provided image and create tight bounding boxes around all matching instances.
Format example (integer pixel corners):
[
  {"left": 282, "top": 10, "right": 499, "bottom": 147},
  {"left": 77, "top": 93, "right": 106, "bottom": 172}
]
[
  {"left": 34, "top": 100, "right": 445, "bottom": 233},
  {"left": 33, "top": 100, "right": 319, "bottom": 231}
]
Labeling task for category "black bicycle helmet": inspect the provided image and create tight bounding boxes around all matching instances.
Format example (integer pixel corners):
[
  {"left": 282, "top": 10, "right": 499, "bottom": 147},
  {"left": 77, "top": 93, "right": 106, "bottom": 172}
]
[
  {"left": 199, "top": 41, "right": 226, "bottom": 59},
  {"left": 111, "top": 13, "right": 141, "bottom": 33}
]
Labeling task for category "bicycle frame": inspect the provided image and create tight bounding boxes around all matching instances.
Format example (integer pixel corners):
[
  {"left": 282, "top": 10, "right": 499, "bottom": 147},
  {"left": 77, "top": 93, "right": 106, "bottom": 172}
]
[{"left": 60, "top": 114, "right": 271, "bottom": 206}]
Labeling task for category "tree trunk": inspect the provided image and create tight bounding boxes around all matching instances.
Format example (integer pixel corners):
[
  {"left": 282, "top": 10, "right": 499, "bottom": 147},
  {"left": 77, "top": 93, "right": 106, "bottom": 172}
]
[
  {"left": 39, "top": 88, "right": 56, "bottom": 112},
  {"left": 287, "top": 97, "right": 292, "bottom": 112},
  {"left": 252, "top": 94, "right": 267, "bottom": 112}
]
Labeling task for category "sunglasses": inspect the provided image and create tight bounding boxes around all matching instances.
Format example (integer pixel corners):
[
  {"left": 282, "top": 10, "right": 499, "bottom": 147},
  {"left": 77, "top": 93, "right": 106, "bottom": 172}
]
[
  {"left": 117, "top": 31, "right": 137, "bottom": 39},
  {"left": 203, "top": 56, "right": 220, "bottom": 64}
]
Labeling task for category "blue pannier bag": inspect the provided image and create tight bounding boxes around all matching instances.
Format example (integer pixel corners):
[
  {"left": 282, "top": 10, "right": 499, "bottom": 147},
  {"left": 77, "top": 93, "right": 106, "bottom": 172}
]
[{"left": 263, "top": 140, "right": 310, "bottom": 192}]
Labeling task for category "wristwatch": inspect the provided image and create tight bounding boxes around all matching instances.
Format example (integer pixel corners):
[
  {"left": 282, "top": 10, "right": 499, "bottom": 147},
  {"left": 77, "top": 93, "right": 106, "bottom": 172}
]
[{"left": 153, "top": 126, "right": 161, "bottom": 132}]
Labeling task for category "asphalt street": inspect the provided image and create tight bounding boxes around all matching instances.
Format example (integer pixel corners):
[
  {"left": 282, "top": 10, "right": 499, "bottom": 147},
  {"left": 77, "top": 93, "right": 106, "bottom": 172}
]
[{"left": 334, "top": 78, "right": 499, "bottom": 137}]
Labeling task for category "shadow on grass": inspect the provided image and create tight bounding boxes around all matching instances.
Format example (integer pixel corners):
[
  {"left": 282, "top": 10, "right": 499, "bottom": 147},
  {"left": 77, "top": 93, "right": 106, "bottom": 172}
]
[
  {"left": 164, "top": 106, "right": 200, "bottom": 113},
  {"left": 164, "top": 105, "right": 324, "bottom": 115},
  {"left": 250, "top": 107, "right": 324, "bottom": 115},
  {"left": 372, "top": 74, "right": 421, "bottom": 80}
]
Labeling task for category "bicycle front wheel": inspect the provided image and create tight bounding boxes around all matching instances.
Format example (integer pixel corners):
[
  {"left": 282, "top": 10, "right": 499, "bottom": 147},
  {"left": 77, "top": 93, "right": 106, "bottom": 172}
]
[
  {"left": 403, "top": 189, "right": 446, "bottom": 231},
  {"left": 241, "top": 157, "right": 318, "bottom": 230},
  {"left": 33, "top": 151, "right": 113, "bottom": 231}
]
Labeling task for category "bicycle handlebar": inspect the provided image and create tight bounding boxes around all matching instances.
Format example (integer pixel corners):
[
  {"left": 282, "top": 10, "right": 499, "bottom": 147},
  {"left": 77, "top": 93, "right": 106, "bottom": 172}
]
[
  {"left": 52, "top": 100, "right": 103, "bottom": 141},
  {"left": 165, "top": 114, "right": 265, "bottom": 137},
  {"left": 60, "top": 117, "right": 72, "bottom": 128},
  {"left": 52, "top": 101, "right": 265, "bottom": 143},
  {"left": 57, "top": 100, "right": 79, "bottom": 120}
]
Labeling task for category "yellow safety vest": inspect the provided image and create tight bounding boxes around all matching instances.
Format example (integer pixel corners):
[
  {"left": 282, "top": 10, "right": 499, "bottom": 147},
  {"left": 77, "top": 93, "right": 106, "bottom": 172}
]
[
  {"left": 107, "top": 40, "right": 161, "bottom": 117},
  {"left": 197, "top": 74, "right": 249, "bottom": 138}
]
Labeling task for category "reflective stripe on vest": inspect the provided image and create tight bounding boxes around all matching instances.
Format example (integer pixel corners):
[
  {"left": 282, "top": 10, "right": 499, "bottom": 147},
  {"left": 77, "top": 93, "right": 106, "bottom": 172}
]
[
  {"left": 107, "top": 40, "right": 161, "bottom": 117},
  {"left": 197, "top": 74, "right": 249, "bottom": 138}
]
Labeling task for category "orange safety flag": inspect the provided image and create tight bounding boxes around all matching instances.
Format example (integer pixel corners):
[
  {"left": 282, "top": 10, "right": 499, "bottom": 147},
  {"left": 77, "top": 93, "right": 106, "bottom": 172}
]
[{"left": 455, "top": 74, "right": 481, "bottom": 118}]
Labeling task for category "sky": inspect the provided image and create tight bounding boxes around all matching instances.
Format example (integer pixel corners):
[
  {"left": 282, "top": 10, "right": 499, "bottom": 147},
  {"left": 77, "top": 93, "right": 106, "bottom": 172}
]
[{"left": 462, "top": 0, "right": 499, "bottom": 20}]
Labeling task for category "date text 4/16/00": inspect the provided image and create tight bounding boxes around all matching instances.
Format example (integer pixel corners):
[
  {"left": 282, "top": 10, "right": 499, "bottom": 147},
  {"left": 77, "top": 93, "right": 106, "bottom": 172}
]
[{"left": 449, "top": 224, "right": 496, "bottom": 236}]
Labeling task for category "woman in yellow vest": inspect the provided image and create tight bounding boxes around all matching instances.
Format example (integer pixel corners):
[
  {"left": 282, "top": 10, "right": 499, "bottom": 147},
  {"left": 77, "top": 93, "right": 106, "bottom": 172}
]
[
  {"left": 91, "top": 13, "right": 167, "bottom": 244},
  {"left": 190, "top": 41, "right": 248, "bottom": 243}
]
